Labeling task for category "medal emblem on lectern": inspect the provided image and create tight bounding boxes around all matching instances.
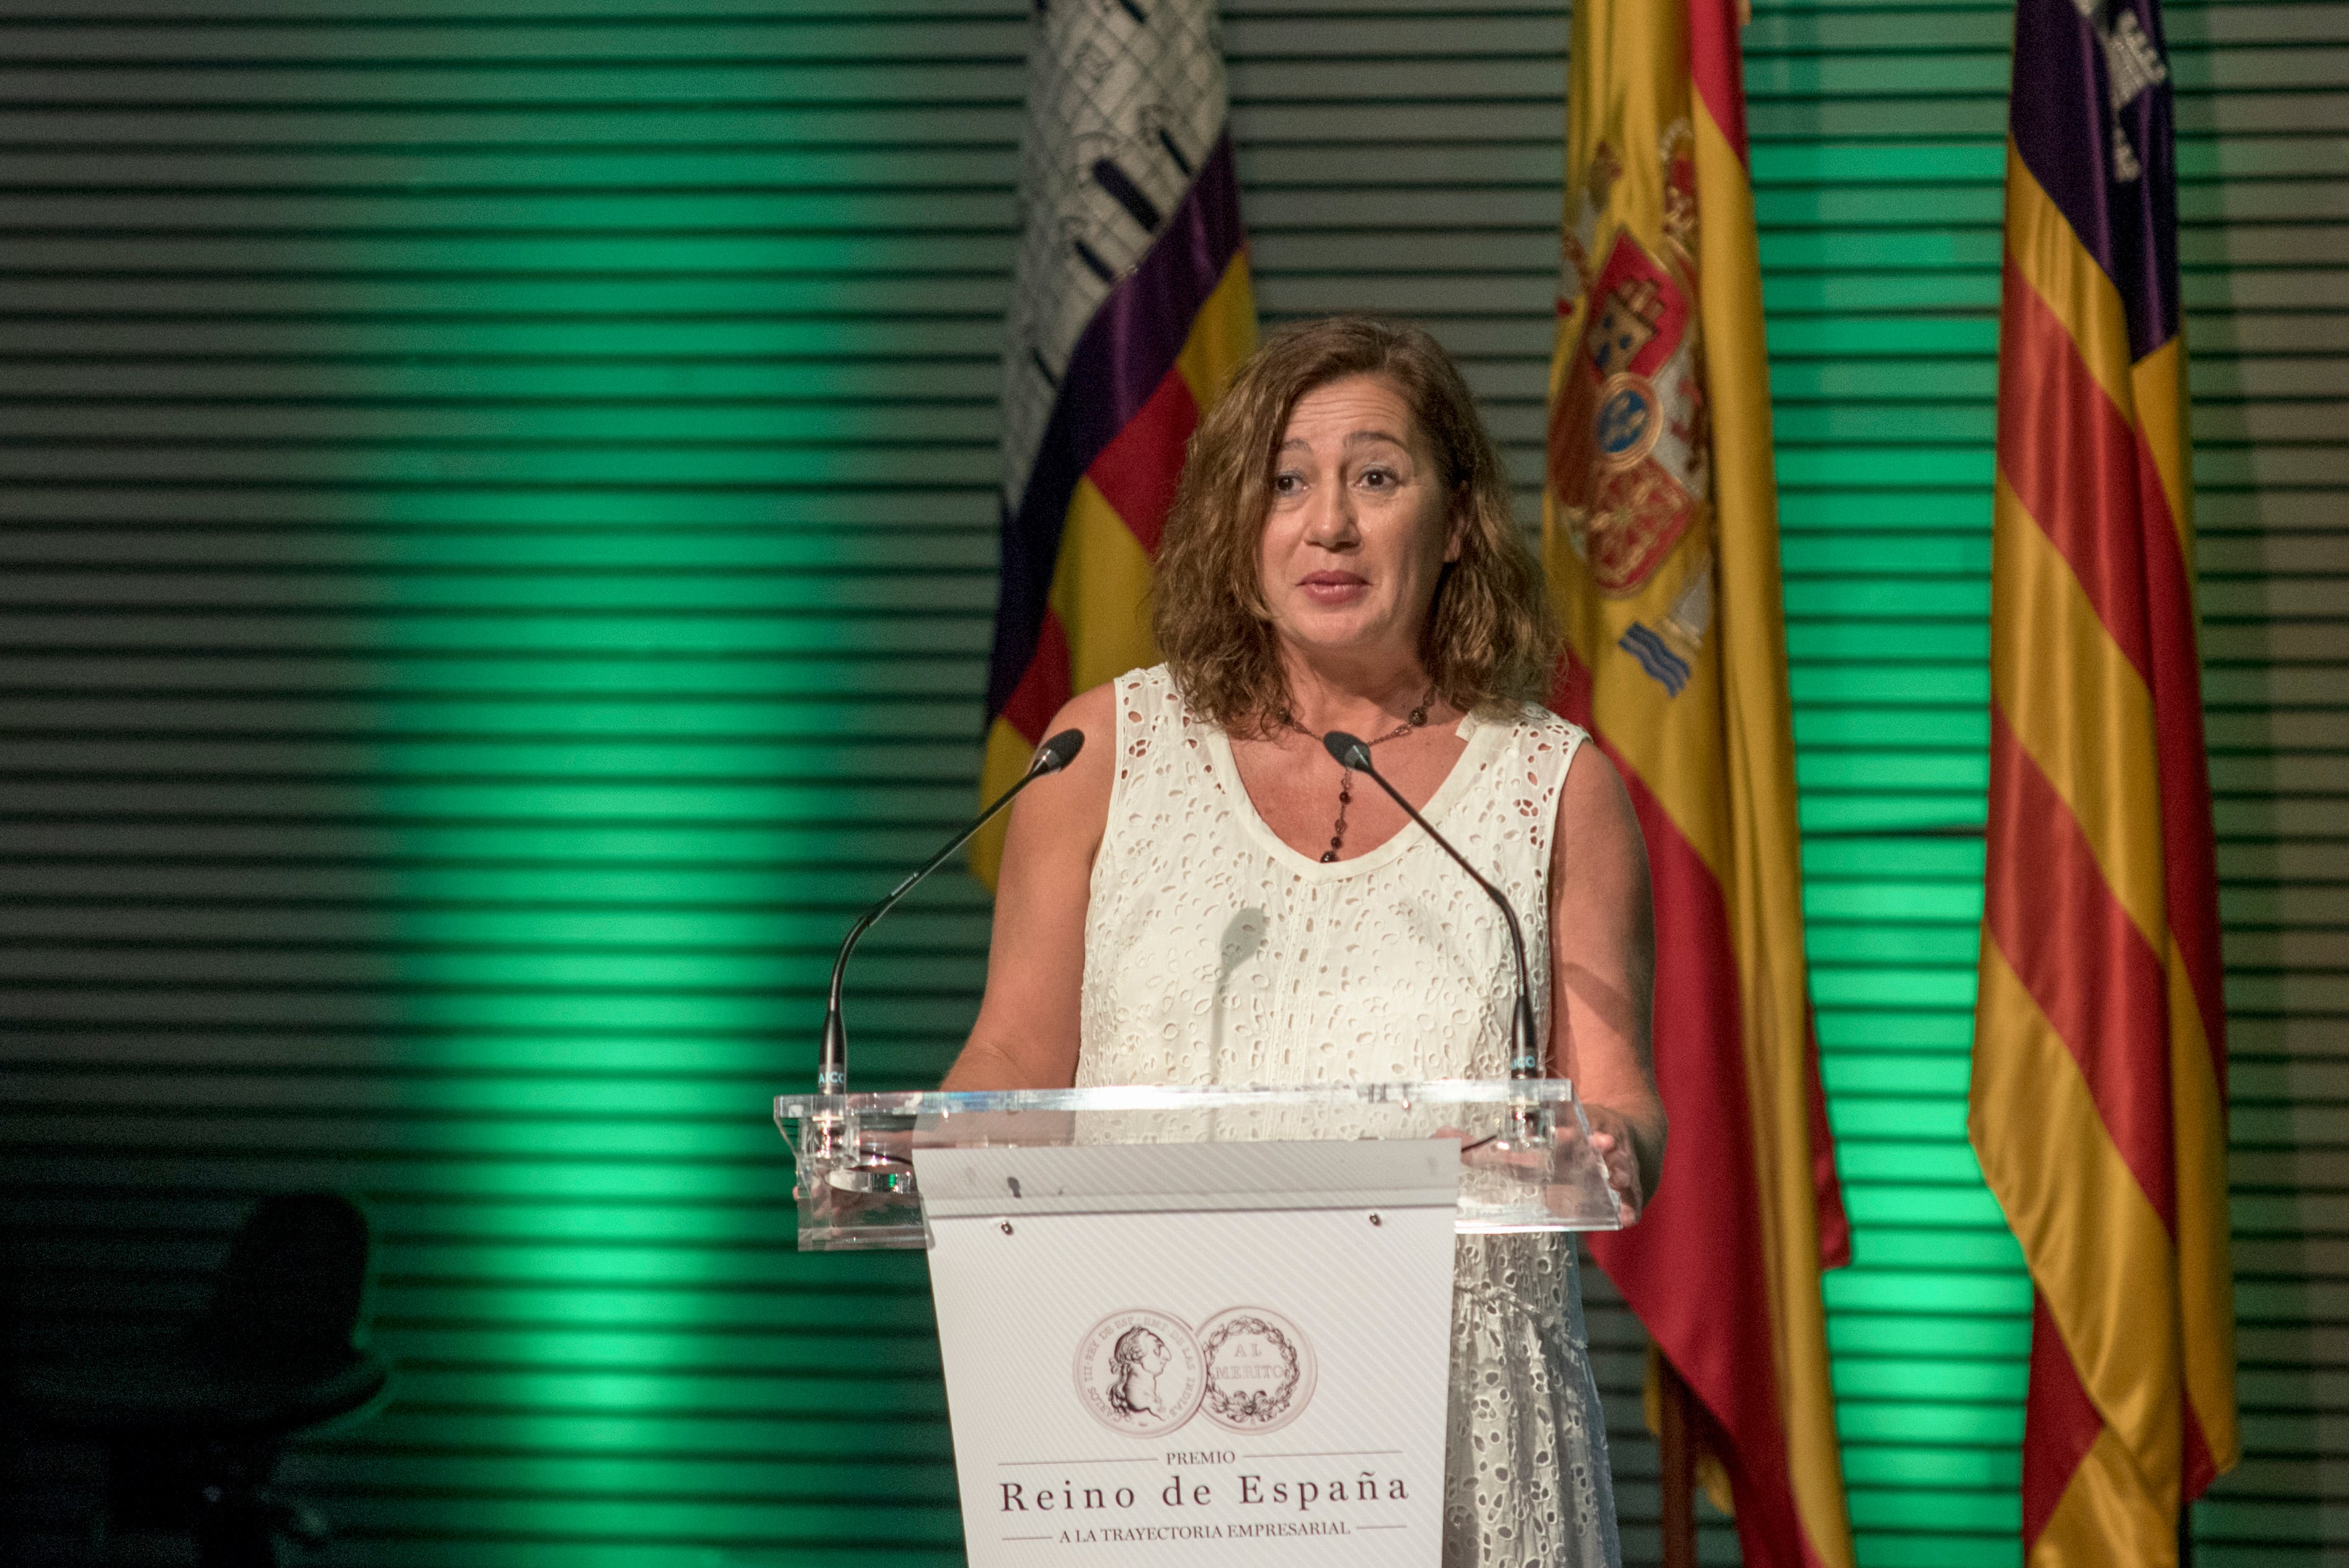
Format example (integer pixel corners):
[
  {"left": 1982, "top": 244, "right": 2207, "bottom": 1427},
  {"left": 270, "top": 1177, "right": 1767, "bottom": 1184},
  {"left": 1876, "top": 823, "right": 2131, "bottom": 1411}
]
[
  {"left": 1199, "top": 1307, "right": 1315, "bottom": 1433},
  {"left": 1073, "top": 1309, "right": 1204, "bottom": 1435}
]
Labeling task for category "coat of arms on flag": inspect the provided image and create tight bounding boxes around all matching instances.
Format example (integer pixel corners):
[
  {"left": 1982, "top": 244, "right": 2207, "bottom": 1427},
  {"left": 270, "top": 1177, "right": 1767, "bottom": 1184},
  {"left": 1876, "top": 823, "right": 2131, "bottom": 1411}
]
[{"left": 1550, "top": 128, "right": 1710, "bottom": 608}]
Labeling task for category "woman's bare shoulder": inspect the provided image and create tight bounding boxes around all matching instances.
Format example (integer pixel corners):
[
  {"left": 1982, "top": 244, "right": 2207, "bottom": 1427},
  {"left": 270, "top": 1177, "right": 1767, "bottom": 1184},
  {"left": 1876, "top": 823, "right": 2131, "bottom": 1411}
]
[
  {"left": 1558, "top": 730, "right": 1629, "bottom": 817},
  {"left": 1006, "top": 680, "right": 1121, "bottom": 838},
  {"left": 1046, "top": 680, "right": 1120, "bottom": 778},
  {"left": 1054, "top": 678, "right": 1121, "bottom": 734},
  {"left": 1551, "top": 733, "right": 1647, "bottom": 888}
]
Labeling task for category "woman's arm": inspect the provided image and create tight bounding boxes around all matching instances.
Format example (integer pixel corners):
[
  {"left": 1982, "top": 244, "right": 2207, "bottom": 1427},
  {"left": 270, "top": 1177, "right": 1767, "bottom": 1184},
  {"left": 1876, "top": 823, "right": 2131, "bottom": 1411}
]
[
  {"left": 939, "top": 683, "right": 1119, "bottom": 1091},
  {"left": 1546, "top": 740, "right": 1667, "bottom": 1215}
]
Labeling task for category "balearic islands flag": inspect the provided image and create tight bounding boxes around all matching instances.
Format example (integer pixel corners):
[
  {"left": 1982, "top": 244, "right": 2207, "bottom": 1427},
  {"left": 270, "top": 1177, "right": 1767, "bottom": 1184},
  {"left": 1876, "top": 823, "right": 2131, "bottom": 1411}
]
[
  {"left": 1541, "top": 0, "right": 1855, "bottom": 1563},
  {"left": 1969, "top": 0, "right": 2238, "bottom": 1556},
  {"left": 972, "top": 0, "right": 1256, "bottom": 886}
]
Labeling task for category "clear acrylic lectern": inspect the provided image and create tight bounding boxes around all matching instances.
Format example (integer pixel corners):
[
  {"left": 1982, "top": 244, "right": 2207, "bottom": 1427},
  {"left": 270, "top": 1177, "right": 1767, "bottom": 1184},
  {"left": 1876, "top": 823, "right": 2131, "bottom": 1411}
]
[{"left": 774, "top": 1079, "right": 1623, "bottom": 1250}]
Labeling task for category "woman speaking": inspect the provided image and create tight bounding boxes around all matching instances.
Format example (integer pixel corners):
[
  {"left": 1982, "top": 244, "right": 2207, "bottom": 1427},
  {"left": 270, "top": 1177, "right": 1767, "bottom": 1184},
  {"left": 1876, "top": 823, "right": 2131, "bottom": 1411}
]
[{"left": 945, "top": 316, "right": 1664, "bottom": 1568}]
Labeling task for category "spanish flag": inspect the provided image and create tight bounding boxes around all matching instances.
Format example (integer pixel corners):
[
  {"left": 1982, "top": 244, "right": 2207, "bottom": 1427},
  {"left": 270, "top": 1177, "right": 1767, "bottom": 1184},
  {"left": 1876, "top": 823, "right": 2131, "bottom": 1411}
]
[
  {"left": 1542, "top": 0, "right": 1855, "bottom": 1562},
  {"left": 972, "top": 0, "right": 1256, "bottom": 886},
  {"left": 1969, "top": 0, "right": 2239, "bottom": 1556}
]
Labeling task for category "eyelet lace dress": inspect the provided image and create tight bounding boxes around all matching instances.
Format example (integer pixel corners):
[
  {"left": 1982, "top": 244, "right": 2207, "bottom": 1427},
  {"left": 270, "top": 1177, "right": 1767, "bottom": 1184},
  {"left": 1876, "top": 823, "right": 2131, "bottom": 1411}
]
[{"left": 1075, "top": 664, "right": 1623, "bottom": 1568}]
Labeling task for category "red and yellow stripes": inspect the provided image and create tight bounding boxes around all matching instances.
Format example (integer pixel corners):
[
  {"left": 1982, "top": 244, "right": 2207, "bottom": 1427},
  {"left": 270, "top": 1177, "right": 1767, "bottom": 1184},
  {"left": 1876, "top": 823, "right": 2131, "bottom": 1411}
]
[
  {"left": 1971, "top": 134, "right": 2237, "bottom": 1564},
  {"left": 1543, "top": 0, "right": 1853, "bottom": 1561},
  {"left": 974, "top": 254, "right": 1256, "bottom": 885},
  {"left": 1689, "top": 51, "right": 1857, "bottom": 1568},
  {"left": 972, "top": 132, "right": 1256, "bottom": 887}
]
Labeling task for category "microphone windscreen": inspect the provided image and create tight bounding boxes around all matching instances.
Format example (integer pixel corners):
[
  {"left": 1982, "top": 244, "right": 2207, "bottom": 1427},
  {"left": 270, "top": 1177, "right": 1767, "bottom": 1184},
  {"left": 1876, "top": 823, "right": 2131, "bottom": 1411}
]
[
  {"left": 1322, "top": 730, "right": 1374, "bottom": 771},
  {"left": 1036, "top": 729, "right": 1086, "bottom": 772}
]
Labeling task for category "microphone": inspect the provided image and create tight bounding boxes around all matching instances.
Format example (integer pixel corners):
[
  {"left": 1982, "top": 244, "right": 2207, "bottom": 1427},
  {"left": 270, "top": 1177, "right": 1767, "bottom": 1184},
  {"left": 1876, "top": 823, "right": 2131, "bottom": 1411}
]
[
  {"left": 1323, "top": 729, "right": 1542, "bottom": 1080},
  {"left": 818, "top": 728, "right": 1084, "bottom": 1096}
]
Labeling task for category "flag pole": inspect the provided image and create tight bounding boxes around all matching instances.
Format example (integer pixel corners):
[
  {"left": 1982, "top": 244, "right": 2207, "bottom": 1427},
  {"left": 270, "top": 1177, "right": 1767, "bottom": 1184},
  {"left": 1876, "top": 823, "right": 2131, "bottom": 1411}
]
[{"left": 1659, "top": 1352, "right": 1698, "bottom": 1568}]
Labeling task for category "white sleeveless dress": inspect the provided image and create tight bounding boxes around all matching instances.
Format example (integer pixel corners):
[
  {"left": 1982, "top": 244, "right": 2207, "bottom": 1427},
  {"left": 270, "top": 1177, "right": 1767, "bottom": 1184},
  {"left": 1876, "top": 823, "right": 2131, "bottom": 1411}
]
[{"left": 1075, "top": 664, "right": 1623, "bottom": 1568}]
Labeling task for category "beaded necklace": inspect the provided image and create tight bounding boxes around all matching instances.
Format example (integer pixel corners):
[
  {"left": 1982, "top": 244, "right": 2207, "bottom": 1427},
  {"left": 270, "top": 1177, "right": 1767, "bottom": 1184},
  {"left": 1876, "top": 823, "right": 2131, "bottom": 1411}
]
[{"left": 1278, "top": 693, "right": 1435, "bottom": 863}]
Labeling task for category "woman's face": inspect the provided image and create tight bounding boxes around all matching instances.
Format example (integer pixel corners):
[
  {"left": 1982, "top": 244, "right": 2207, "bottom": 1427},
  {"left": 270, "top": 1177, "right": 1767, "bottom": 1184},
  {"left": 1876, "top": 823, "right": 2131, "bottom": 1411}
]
[{"left": 1258, "top": 374, "right": 1460, "bottom": 665}]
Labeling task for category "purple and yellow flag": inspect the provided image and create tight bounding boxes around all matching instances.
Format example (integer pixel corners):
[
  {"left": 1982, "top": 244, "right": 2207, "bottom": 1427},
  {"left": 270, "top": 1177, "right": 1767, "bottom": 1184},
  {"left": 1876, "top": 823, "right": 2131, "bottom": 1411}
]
[
  {"left": 972, "top": 0, "right": 1256, "bottom": 886},
  {"left": 1969, "top": 0, "right": 2239, "bottom": 1557}
]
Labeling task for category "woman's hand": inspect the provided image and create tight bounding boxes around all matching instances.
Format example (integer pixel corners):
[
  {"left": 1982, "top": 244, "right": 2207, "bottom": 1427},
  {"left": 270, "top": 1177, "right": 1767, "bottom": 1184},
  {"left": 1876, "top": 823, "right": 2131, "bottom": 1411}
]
[
  {"left": 1440, "top": 1115, "right": 1641, "bottom": 1229},
  {"left": 1581, "top": 1102, "right": 1645, "bottom": 1225}
]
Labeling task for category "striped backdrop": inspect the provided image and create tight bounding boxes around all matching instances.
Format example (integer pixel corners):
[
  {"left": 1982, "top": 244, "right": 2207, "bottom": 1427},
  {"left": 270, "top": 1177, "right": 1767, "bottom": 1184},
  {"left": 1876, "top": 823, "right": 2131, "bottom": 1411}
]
[{"left": 0, "top": 2, "right": 2340, "bottom": 1564}]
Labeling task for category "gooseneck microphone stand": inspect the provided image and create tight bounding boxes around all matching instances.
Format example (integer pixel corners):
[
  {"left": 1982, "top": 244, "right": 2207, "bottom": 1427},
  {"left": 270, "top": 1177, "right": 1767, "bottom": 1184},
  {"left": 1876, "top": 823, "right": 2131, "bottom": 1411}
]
[
  {"left": 820, "top": 727, "right": 1084, "bottom": 1097},
  {"left": 1323, "top": 730, "right": 1543, "bottom": 1082},
  {"left": 812, "top": 727, "right": 1085, "bottom": 1183}
]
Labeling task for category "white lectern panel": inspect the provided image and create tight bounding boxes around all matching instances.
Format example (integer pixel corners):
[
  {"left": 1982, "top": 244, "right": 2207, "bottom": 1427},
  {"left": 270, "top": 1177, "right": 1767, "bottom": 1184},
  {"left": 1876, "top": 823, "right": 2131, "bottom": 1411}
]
[{"left": 918, "top": 1140, "right": 1459, "bottom": 1567}]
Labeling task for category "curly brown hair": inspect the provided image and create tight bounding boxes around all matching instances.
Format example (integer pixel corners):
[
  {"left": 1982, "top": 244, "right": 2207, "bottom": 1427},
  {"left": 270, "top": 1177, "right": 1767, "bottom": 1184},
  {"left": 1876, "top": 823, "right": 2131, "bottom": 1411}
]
[{"left": 1152, "top": 316, "right": 1560, "bottom": 734}]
